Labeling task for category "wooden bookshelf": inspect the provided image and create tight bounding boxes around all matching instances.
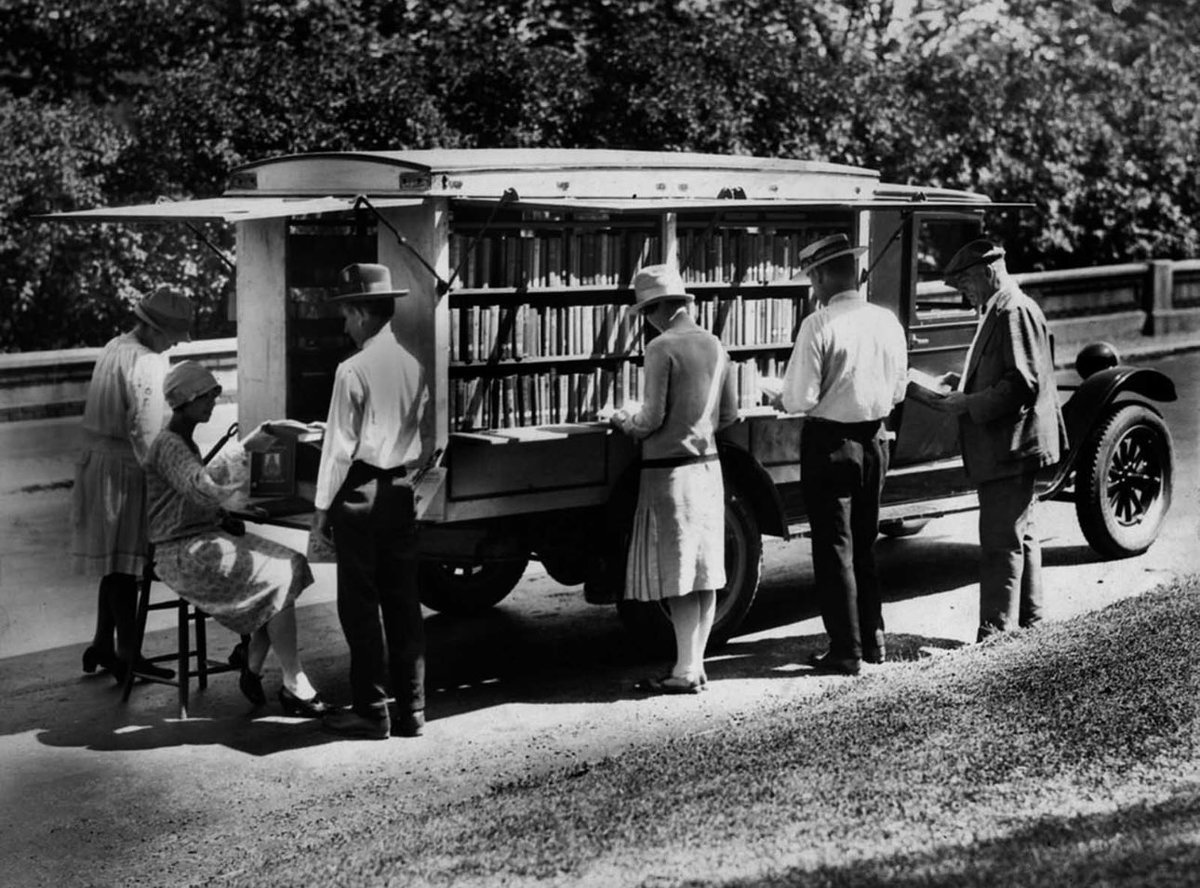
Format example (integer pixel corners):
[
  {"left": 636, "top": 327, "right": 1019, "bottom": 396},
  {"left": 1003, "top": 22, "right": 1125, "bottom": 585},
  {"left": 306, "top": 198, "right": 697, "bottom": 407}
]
[
  {"left": 445, "top": 208, "right": 852, "bottom": 432},
  {"left": 284, "top": 219, "right": 375, "bottom": 422}
]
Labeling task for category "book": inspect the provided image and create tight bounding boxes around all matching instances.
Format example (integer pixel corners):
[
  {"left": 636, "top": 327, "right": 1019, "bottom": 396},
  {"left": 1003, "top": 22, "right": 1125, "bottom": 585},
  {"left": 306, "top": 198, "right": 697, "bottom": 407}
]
[
  {"left": 907, "top": 368, "right": 952, "bottom": 399},
  {"left": 255, "top": 419, "right": 325, "bottom": 445}
]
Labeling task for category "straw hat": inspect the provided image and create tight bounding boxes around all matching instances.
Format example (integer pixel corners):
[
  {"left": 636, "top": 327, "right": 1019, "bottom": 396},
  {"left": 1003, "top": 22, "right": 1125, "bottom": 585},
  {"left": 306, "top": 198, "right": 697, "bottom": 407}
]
[
  {"left": 133, "top": 285, "right": 193, "bottom": 342},
  {"left": 796, "top": 234, "right": 868, "bottom": 274},
  {"left": 630, "top": 264, "right": 694, "bottom": 312}
]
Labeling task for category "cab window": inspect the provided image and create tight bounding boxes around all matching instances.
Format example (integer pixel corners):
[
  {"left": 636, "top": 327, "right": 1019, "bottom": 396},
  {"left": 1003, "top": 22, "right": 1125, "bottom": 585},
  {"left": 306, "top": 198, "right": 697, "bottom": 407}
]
[{"left": 913, "top": 215, "right": 982, "bottom": 318}]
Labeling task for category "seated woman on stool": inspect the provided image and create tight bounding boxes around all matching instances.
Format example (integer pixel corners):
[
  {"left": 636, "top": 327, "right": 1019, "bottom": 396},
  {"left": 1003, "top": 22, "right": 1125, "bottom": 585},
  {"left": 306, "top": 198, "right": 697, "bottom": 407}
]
[{"left": 143, "top": 360, "right": 328, "bottom": 717}]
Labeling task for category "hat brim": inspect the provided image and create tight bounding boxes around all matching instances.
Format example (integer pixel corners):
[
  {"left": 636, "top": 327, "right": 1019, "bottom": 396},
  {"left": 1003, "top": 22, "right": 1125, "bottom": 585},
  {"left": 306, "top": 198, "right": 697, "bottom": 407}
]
[
  {"left": 797, "top": 244, "right": 868, "bottom": 274},
  {"left": 133, "top": 304, "right": 192, "bottom": 342},
  {"left": 325, "top": 289, "right": 409, "bottom": 304},
  {"left": 630, "top": 292, "right": 695, "bottom": 312}
]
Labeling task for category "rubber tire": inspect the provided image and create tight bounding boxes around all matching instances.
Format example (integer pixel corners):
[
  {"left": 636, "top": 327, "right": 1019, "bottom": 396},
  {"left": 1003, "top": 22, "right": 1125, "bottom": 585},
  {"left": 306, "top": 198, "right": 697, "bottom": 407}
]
[
  {"left": 878, "top": 517, "right": 931, "bottom": 538},
  {"left": 1075, "top": 403, "right": 1173, "bottom": 558},
  {"left": 417, "top": 557, "right": 529, "bottom": 615},
  {"left": 617, "top": 486, "right": 763, "bottom": 654}
]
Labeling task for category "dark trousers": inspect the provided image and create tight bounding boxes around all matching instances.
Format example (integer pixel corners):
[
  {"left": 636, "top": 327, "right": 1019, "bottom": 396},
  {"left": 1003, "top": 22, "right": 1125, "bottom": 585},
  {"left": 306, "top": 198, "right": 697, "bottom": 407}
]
[
  {"left": 976, "top": 469, "right": 1042, "bottom": 639},
  {"left": 331, "top": 463, "right": 425, "bottom": 718},
  {"left": 800, "top": 419, "right": 888, "bottom": 661}
]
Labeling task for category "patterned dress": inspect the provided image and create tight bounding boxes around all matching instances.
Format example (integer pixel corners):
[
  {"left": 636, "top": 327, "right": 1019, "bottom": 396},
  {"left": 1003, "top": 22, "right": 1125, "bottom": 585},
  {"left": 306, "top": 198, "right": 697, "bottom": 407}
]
[
  {"left": 614, "top": 319, "right": 738, "bottom": 601},
  {"left": 71, "top": 331, "right": 169, "bottom": 577},
  {"left": 145, "top": 431, "right": 313, "bottom": 636}
]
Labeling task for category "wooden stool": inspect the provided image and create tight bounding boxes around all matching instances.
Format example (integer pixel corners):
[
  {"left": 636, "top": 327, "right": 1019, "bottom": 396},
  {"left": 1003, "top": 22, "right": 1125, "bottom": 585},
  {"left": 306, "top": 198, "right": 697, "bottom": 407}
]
[{"left": 120, "top": 554, "right": 241, "bottom": 719}]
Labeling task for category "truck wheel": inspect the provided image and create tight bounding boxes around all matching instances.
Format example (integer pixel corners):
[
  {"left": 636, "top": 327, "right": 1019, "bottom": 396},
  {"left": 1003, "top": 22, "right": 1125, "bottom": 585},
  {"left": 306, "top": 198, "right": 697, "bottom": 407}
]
[
  {"left": 617, "top": 486, "right": 763, "bottom": 653},
  {"left": 417, "top": 558, "right": 529, "bottom": 615},
  {"left": 1075, "top": 404, "right": 1173, "bottom": 558},
  {"left": 878, "top": 517, "right": 930, "bottom": 538}
]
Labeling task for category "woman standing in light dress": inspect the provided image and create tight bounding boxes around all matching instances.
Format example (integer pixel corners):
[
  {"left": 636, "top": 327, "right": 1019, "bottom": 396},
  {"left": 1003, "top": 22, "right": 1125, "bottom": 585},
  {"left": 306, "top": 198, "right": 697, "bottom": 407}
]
[
  {"left": 610, "top": 264, "right": 738, "bottom": 694},
  {"left": 143, "top": 361, "right": 328, "bottom": 717},
  {"left": 72, "top": 286, "right": 193, "bottom": 682}
]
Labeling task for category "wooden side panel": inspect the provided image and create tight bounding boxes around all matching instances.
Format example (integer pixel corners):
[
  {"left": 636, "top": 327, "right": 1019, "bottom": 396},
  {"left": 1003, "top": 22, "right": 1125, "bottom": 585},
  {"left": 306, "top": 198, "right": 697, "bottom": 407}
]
[{"left": 235, "top": 219, "right": 288, "bottom": 432}]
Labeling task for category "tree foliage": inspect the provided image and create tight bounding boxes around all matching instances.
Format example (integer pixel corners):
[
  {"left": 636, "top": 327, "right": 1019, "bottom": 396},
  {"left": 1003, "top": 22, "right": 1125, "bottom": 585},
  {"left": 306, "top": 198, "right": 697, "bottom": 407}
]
[{"left": 1, "top": 0, "right": 1197, "bottom": 350}]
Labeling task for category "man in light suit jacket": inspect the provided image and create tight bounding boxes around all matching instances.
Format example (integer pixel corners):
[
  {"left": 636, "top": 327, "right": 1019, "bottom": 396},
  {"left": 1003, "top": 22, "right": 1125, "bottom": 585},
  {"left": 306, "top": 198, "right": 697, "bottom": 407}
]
[{"left": 929, "top": 239, "right": 1066, "bottom": 642}]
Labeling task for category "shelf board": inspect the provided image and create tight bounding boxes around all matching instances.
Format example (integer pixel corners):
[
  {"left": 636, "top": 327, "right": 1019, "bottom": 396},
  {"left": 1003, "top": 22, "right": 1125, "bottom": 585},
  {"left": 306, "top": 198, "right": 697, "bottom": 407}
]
[{"left": 449, "top": 353, "right": 645, "bottom": 375}]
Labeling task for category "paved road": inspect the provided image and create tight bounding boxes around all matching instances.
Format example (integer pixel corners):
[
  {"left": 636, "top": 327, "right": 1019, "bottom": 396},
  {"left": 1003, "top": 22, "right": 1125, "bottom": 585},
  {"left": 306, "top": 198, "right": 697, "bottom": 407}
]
[{"left": 0, "top": 351, "right": 1196, "bottom": 887}]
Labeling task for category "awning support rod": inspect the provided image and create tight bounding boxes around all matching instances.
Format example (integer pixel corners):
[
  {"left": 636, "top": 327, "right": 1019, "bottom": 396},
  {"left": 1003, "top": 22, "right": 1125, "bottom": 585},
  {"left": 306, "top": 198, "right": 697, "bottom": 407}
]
[
  {"left": 353, "top": 194, "right": 452, "bottom": 296},
  {"left": 152, "top": 197, "right": 235, "bottom": 271},
  {"left": 442, "top": 188, "right": 519, "bottom": 296}
]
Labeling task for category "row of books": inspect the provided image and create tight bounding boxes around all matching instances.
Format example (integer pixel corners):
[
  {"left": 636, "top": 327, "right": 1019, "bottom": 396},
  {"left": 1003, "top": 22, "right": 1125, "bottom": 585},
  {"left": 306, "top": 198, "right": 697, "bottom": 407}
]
[
  {"left": 449, "top": 229, "right": 661, "bottom": 290},
  {"left": 448, "top": 356, "right": 789, "bottom": 431},
  {"left": 448, "top": 296, "right": 803, "bottom": 364},
  {"left": 447, "top": 224, "right": 851, "bottom": 291},
  {"left": 676, "top": 226, "right": 851, "bottom": 285}
]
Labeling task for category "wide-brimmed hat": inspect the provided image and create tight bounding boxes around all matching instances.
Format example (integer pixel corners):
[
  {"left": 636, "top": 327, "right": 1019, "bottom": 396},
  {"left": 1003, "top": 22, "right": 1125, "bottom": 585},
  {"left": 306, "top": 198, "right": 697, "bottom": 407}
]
[
  {"left": 164, "top": 360, "right": 221, "bottom": 409},
  {"left": 326, "top": 263, "right": 410, "bottom": 303},
  {"left": 943, "top": 239, "right": 1006, "bottom": 279},
  {"left": 630, "top": 264, "right": 695, "bottom": 312},
  {"left": 133, "top": 285, "right": 193, "bottom": 342},
  {"left": 796, "top": 234, "right": 868, "bottom": 274}
]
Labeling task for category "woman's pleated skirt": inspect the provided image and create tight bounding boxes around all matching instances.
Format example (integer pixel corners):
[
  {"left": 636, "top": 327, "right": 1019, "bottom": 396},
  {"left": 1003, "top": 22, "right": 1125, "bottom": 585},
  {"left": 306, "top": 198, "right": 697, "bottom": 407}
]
[{"left": 624, "top": 460, "right": 726, "bottom": 601}]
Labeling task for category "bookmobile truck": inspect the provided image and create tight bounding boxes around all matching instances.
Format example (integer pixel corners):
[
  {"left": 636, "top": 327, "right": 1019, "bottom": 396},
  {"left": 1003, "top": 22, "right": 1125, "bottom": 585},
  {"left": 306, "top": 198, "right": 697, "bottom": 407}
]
[{"left": 44, "top": 149, "right": 1177, "bottom": 648}]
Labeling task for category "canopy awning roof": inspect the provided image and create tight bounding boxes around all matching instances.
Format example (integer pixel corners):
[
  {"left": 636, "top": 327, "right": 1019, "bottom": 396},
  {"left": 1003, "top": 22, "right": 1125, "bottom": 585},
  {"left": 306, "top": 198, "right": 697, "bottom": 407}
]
[
  {"left": 36, "top": 195, "right": 423, "bottom": 224},
  {"left": 450, "top": 196, "right": 1030, "bottom": 214}
]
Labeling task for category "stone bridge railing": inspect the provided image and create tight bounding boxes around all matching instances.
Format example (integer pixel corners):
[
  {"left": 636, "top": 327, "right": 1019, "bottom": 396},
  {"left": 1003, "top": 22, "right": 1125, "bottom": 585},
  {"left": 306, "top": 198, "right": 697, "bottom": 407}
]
[{"left": 3, "top": 259, "right": 1199, "bottom": 423}]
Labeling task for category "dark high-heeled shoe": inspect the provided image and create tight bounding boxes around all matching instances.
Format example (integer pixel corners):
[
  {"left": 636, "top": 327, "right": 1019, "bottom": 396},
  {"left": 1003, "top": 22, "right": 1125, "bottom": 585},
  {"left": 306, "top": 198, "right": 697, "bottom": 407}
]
[
  {"left": 239, "top": 667, "right": 267, "bottom": 706},
  {"left": 82, "top": 646, "right": 112, "bottom": 674},
  {"left": 278, "top": 687, "right": 331, "bottom": 718}
]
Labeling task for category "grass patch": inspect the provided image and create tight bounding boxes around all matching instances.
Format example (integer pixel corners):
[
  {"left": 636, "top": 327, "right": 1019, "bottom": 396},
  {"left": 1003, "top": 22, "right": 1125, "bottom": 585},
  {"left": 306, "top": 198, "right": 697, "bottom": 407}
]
[{"left": 248, "top": 577, "right": 1200, "bottom": 888}]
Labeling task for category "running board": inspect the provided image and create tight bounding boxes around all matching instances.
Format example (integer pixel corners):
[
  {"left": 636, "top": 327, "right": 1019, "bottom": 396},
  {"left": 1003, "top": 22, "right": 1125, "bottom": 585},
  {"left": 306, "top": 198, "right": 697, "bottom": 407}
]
[{"left": 784, "top": 492, "right": 979, "bottom": 539}]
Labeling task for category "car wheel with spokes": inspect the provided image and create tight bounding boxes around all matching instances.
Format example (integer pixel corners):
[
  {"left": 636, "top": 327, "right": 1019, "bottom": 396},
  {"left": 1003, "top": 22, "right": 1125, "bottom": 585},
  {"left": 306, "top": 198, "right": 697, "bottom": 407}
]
[{"left": 1075, "top": 403, "right": 1173, "bottom": 558}]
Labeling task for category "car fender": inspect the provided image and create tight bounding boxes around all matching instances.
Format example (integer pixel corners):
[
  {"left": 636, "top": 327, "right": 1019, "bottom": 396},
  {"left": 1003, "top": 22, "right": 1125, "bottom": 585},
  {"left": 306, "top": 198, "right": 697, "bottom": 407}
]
[
  {"left": 1041, "top": 365, "right": 1177, "bottom": 499},
  {"left": 718, "top": 442, "right": 789, "bottom": 539}
]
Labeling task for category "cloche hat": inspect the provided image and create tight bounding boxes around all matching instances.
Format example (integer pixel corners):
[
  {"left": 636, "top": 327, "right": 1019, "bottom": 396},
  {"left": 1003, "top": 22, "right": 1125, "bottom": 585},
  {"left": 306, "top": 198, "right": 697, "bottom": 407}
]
[
  {"left": 164, "top": 360, "right": 221, "bottom": 409},
  {"left": 630, "top": 264, "right": 694, "bottom": 312},
  {"left": 943, "top": 239, "right": 1006, "bottom": 279},
  {"left": 133, "top": 285, "right": 193, "bottom": 342},
  {"left": 796, "top": 234, "right": 868, "bottom": 274},
  {"left": 326, "top": 263, "right": 410, "bottom": 303}
]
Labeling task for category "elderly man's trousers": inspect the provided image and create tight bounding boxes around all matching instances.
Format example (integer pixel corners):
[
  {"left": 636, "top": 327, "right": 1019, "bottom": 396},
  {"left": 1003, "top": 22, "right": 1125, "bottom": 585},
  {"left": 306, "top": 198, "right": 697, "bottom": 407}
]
[{"left": 976, "top": 469, "right": 1043, "bottom": 640}]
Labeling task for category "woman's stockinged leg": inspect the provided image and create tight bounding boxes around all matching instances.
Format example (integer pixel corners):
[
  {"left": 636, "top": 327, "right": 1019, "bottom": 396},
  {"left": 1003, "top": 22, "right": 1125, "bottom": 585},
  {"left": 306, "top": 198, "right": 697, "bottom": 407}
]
[
  {"left": 695, "top": 588, "right": 717, "bottom": 679},
  {"left": 107, "top": 573, "right": 139, "bottom": 660},
  {"left": 92, "top": 579, "right": 116, "bottom": 652},
  {"left": 265, "top": 604, "right": 316, "bottom": 698},
  {"left": 667, "top": 592, "right": 703, "bottom": 681}
]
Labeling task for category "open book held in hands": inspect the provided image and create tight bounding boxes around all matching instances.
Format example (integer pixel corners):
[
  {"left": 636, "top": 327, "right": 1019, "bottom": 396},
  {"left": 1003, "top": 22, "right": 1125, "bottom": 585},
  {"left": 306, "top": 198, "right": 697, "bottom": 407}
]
[
  {"left": 906, "top": 368, "right": 952, "bottom": 402},
  {"left": 264, "top": 419, "right": 326, "bottom": 444}
]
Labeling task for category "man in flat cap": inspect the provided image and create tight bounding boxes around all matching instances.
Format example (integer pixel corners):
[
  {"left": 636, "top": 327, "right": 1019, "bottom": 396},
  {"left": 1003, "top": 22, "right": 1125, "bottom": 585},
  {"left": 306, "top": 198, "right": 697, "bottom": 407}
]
[
  {"left": 313, "top": 263, "right": 430, "bottom": 739},
  {"left": 778, "top": 234, "right": 908, "bottom": 676},
  {"left": 928, "top": 239, "right": 1066, "bottom": 642}
]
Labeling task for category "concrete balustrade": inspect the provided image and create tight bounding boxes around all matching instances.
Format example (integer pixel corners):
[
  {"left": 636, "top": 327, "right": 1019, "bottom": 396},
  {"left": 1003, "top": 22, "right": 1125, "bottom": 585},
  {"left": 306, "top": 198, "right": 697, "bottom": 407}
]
[{"left": 2, "top": 259, "right": 1199, "bottom": 425}]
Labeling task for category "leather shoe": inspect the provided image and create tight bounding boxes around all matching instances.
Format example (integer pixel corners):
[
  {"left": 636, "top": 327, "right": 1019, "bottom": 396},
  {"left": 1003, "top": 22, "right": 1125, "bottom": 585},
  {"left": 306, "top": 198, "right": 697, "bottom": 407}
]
[
  {"left": 392, "top": 709, "right": 425, "bottom": 738},
  {"left": 807, "top": 651, "right": 861, "bottom": 676},
  {"left": 633, "top": 675, "right": 703, "bottom": 695},
  {"left": 82, "top": 645, "right": 119, "bottom": 674},
  {"left": 278, "top": 687, "right": 331, "bottom": 718},
  {"left": 863, "top": 647, "right": 886, "bottom": 665},
  {"left": 322, "top": 708, "right": 390, "bottom": 740}
]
